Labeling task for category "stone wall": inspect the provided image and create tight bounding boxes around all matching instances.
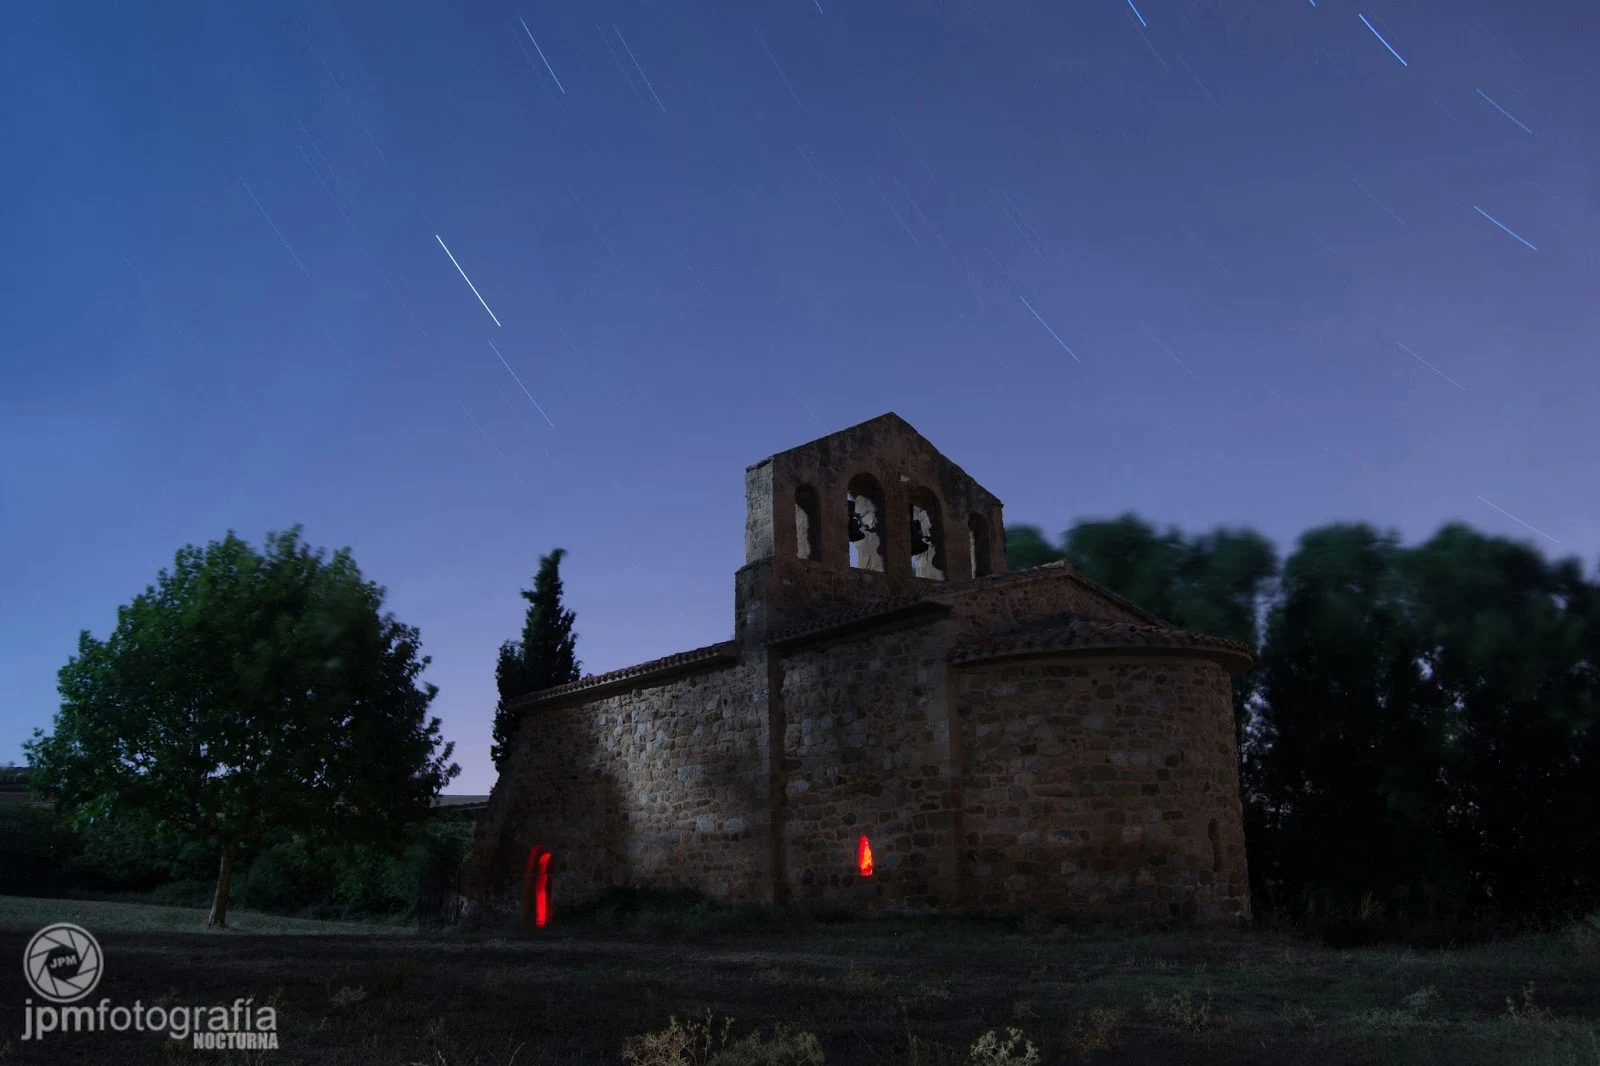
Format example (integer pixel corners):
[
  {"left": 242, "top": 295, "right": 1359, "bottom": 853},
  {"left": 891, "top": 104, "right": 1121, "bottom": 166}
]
[
  {"left": 953, "top": 655, "right": 1250, "bottom": 922},
  {"left": 771, "top": 605, "right": 1248, "bottom": 922},
  {"left": 776, "top": 620, "right": 964, "bottom": 912},
  {"left": 466, "top": 660, "right": 774, "bottom": 912},
  {"left": 469, "top": 572, "right": 1249, "bottom": 924}
]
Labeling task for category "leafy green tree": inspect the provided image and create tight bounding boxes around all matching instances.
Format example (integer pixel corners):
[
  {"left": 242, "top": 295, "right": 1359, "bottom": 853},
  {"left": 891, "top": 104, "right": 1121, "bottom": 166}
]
[
  {"left": 1248, "top": 521, "right": 1600, "bottom": 932},
  {"left": 1004, "top": 524, "right": 1066, "bottom": 569},
  {"left": 1059, "top": 515, "right": 1187, "bottom": 620},
  {"left": 1403, "top": 524, "right": 1600, "bottom": 922},
  {"left": 490, "top": 548, "right": 581, "bottom": 772},
  {"left": 1248, "top": 524, "right": 1458, "bottom": 926},
  {"left": 1059, "top": 515, "right": 1277, "bottom": 644},
  {"left": 1009, "top": 514, "right": 1277, "bottom": 646},
  {"left": 24, "top": 527, "right": 458, "bottom": 926}
]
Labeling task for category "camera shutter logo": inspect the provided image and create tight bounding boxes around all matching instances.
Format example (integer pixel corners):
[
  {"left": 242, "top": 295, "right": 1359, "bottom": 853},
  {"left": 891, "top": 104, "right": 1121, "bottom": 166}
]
[{"left": 24, "top": 924, "right": 104, "bottom": 1003}]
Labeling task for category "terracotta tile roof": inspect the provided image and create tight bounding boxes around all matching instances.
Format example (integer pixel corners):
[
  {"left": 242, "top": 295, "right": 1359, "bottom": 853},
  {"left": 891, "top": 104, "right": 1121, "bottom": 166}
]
[
  {"left": 941, "top": 561, "right": 1170, "bottom": 627},
  {"left": 948, "top": 612, "right": 1256, "bottom": 671},
  {"left": 1059, "top": 570, "right": 1170, "bottom": 627},
  {"left": 510, "top": 640, "right": 741, "bottom": 710},
  {"left": 763, "top": 561, "right": 1169, "bottom": 647}
]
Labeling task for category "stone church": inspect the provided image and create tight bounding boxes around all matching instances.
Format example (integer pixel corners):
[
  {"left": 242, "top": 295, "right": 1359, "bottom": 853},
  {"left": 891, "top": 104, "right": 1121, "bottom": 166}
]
[{"left": 465, "top": 414, "right": 1253, "bottom": 924}]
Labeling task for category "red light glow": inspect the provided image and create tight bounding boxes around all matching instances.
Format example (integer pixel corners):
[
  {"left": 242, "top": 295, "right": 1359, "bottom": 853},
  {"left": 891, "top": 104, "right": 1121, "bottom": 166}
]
[
  {"left": 857, "top": 835, "right": 874, "bottom": 877},
  {"left": 523, "top": 847, "right": 552, "bottom": 929},
  {"left": 535, "top": 852, "right": 551, "bottom": 928}
]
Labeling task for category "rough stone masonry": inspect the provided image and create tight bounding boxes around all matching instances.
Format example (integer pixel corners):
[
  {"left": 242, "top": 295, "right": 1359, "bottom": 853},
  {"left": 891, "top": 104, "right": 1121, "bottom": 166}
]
[{"left": 465, "top": 413, "right": 1254, "bottom": 924}]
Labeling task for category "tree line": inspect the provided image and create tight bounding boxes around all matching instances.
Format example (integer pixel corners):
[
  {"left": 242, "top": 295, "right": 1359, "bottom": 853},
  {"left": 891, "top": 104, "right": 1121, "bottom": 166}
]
[
  {"left": 15, "top": 514, "right": 1596, "bottom": 939},
  {"left": 1008, "top": 514, "right": 1600, "bottom": 939}
]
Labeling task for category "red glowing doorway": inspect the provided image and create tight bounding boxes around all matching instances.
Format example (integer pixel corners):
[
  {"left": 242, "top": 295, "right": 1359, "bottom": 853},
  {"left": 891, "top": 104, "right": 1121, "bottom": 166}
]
[
  {"left": 522, "top": 847, "right": 552, "bottom": 928},
  {"left": 857, "top": 835, "right": 874, "bottom": 877}
]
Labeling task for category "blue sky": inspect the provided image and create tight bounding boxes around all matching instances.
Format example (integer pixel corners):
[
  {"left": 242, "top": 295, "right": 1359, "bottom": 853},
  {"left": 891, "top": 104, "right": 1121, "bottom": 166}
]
[{"left": 3, "top": 0, "right": 1596, "bottom": 792}]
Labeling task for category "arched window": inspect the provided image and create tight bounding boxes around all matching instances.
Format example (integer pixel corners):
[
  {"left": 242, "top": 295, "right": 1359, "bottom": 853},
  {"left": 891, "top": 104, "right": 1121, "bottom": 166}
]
[
  {"left": 846, "top": 474, "right": 886, "bottom": 572},
  {"left": 968, "top": 514, "right": 993, "bottom": 577},
  {"left": 857, "top": 835, "right": 875, "bottom": 877},
  {"left": 908, "top": 488, "right": 946, "bottom": 580},
  {"left": 1207, "top": 820, "right": 1222, "bottom": 873},
  {"left": 794, "top": 484, "right": 821, "bottom": 561},
  {"left": 522, "top": 846, "right": 552, "bottom": 928}
]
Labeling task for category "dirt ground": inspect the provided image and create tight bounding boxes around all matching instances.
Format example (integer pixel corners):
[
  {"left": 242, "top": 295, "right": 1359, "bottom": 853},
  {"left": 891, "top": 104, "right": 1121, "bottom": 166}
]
[{"left": 1, "top": 898, "right": 1597, "bottom": 1065}]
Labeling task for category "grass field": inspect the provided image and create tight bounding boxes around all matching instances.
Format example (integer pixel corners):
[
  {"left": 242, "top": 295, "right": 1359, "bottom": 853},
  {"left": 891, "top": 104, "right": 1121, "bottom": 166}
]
[
  {"left": 1, "top": 894, "right": 1596, "bottom": 1065},
  {"left": 0, "top": 894, "right": 412, "bottom": 937}
]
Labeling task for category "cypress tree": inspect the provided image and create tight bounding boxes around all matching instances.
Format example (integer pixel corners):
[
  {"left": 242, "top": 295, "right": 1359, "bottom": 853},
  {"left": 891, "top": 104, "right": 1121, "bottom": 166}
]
[{"left": 491, "top": 548, "right": 581, "bottom": 772}]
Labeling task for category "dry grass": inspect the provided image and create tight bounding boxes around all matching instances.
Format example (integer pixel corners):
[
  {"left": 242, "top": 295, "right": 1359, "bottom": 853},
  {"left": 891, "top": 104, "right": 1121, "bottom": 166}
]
[
  {"left": 0, "top": 892, "right": 400, "bottom": 936},
  {"left": 620, "top": 1010, "right": 734, "bottom": 1066},
  {"left": 841, "top": 963, "right": 887, "bottom": 993},
  {"left": 1061, "top": 1006, "right": 1123, "bottom": 1059},
  {"left": 1142, "top": 988, "right": 1212, "bottom": 1031},
  {"left": 967, "top": 1028, "right": 1040, "bottom": 1066},
  {"left": 1, "top": 895, "right": 1597, "bottom": 1064}
]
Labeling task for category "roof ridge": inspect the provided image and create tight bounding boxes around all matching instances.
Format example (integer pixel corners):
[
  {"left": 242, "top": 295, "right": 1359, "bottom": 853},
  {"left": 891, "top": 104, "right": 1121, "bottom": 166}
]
[
  {"left": 765, "top": 590, "right": 942, "bottom": 645},
  {"left": 509, "top": 640, "right": 740, "bottom": 709},
  {"left": 948, "top": 612, "right": 1255, "bottom": 671},
  {"left": 934, "top": 562, "right": 1168, "bottom": 627}
]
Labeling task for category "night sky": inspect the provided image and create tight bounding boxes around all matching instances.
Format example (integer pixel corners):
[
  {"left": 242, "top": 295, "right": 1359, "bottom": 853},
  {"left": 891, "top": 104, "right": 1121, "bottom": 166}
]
[{"left": 3, "top": 0, "right": 1596, "bottom": 791}]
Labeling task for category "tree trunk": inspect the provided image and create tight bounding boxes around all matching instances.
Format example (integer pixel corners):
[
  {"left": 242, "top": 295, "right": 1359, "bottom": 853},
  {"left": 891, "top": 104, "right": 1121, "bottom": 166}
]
[{"left": 207, "top": 844, "right": 236, "bottom": 928}]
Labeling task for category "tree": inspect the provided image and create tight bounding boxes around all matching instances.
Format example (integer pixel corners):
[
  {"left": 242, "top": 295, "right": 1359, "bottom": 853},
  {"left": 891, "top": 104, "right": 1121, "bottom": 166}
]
[
  {"left": 1004, "top": 524, "right": 1066, "bottom": 570},
  {"left": 1015, "top": 514, "right": 1279, "bottom": 745},
  {"left": 1403, "top": 524, "right": 1600, "bottom": 922},
  {"left": 490, "top": 548, "right": 581, "bottom": 772},
  {"left": 24, "top": 527, "right": 459, "bottom": 927},
  {"left": 1248, "top": 524, "right": 1458, "bottom": 926},
  {"left": 1246, "top": 521, "right": 1600, "bottom": 932}
]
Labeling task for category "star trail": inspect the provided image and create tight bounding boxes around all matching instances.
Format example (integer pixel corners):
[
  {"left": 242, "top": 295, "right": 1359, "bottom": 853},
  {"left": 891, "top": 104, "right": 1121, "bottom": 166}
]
[{"left": 3, "top": 0, "right": 1593, "bottom": 789}]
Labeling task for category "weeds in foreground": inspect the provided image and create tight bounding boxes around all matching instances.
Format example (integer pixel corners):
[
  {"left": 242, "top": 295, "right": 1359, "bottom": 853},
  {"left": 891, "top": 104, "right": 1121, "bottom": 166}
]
[
  {"left": 1020, "top": 913, "right": 1054, "bottom": 938},
  {"left": 406, "top": 1054, "right": 448, "bottom": 1066},
  {"left": 898, "top": 981, "right": 953, "bottom": 1015},
  {"left": 372, "top": 956, "right": 419, "bottom": 996},
  {"left": 1506, "top": 984, "right": 1553, "bottom": 1025},
  {"left": 622, "top": 1011, "right": 735, "bottom": 1066},
  {"left": 1062, "top": 1006, "right": 1123, "bottom": 1059},
  {"left": 894, "top": 983, "right": 961, "bottom": 1066},
  {"left": 622, "top": 1014, "right": 827, "bottom": 1066},
  {"left": 1563, "top": 911, "right": 1600, "bottom": 951},
  {"left": 1499, "top": 982, "right": 1590, "bottom": 1047},
  {"left": 968, "top": 1028, "right": 1040, "bottom": 1066},
  {"left": 405, "top": 1043, "right": 530, "bottom": 1066},
  {"left": 895, "top": 979, "right": 959, "bottom": 1066},
  {"left": 1278, "top": 1003, "right": 1317, "bottom": 1031},
  {"left": 842, "top": 963, "right": 886, "bottom": 993},
  {"left": 905, "top": 1033, "right": 968, "bottom": 1066},
  {"left": 709, "top": 1025, "right": 825, "bottom": 1066},
  {"left": 1143, "top": 989, "right": 1211, "bottom": 1031},
  {"left": 1403, "top": 986, "right": 1440, "bottom": 1015},
  {"left": 328, "top": 985, "right": 368, "bottom": 1011}
]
